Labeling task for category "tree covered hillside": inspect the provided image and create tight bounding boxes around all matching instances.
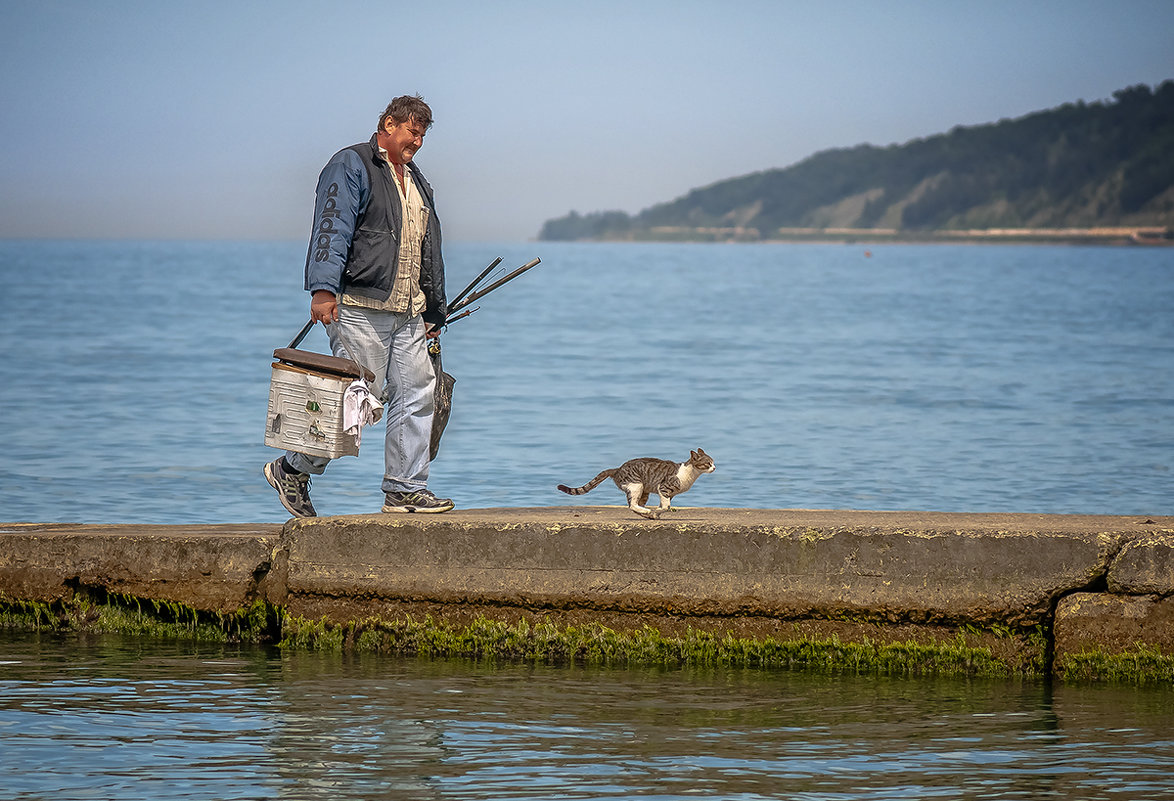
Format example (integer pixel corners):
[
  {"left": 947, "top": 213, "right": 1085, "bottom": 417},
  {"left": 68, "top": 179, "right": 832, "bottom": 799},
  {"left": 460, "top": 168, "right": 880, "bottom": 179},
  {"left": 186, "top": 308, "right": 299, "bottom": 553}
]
[{"left": 539, "top": 81, "right": 1174, "bottom": 241}]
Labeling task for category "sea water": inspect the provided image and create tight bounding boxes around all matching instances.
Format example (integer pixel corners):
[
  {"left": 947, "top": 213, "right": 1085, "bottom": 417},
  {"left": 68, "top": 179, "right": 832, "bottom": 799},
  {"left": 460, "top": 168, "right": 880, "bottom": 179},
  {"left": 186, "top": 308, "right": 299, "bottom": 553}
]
[
  {"left": 1, "top": 240, "right": 1173, "bottom": 800},
  {"left": 0, "top": 239, "right": 1170, "bottom": 523},
  {"left": 2, "top": 633, "right": 1173, "bottom": 801}
]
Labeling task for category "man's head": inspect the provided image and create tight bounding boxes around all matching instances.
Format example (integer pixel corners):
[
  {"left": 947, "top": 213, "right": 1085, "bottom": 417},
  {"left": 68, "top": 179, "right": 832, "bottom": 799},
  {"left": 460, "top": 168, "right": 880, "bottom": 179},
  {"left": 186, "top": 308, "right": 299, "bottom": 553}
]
[{"left": 377, "top": 94, "right": 433, "bottom": 165}]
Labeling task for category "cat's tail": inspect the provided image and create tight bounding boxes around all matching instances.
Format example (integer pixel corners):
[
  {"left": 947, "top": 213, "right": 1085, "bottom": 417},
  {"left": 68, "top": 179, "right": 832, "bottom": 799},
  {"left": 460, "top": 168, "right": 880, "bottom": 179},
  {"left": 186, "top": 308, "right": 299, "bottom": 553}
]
[{"left": 557, "top": 470, "right": 614, "bottom": 495}]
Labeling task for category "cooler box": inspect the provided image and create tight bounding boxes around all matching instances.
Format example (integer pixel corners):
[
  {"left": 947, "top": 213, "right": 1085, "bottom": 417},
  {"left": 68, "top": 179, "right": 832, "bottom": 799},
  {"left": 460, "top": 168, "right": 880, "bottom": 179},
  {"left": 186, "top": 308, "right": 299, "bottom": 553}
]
[{"left": 265, "top": 347, "right": 376, "bottom": 459}]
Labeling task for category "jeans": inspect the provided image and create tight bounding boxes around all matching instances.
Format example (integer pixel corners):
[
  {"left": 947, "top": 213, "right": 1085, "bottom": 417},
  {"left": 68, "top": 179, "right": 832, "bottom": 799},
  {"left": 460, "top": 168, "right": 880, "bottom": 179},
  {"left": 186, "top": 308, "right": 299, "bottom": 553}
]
[{"left": 285, "top": 304, "right": 436, "bottom": 494}]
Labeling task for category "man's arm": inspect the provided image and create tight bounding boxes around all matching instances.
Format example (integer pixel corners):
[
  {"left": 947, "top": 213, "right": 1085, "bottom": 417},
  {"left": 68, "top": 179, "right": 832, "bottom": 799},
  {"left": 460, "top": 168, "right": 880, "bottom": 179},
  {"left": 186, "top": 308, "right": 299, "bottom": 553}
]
[{"left": 303, "top": 150, "right": 367, "bottom": 318}]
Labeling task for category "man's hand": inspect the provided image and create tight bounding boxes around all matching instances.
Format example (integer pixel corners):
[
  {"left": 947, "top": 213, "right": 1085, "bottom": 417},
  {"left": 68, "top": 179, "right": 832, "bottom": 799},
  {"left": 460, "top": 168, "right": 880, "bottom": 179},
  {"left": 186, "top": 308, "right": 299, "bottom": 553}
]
[{"left": 311, "top": 290, "right": 338, "bottom": 325}]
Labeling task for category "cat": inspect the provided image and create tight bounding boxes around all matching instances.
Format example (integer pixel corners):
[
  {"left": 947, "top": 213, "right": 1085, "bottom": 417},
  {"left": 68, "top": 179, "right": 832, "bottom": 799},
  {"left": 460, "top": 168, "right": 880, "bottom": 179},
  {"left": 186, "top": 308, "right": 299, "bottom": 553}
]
[{"left": 557, "top": 448, "right": 716, "bottom": 519}]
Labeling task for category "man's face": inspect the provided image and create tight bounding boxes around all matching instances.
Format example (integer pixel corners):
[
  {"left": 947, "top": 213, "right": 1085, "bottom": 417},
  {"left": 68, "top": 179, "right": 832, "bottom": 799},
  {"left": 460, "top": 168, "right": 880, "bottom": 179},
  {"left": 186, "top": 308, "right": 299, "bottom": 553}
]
[{"left": 383, "top": 116, "right": 427, "bottom": 165}]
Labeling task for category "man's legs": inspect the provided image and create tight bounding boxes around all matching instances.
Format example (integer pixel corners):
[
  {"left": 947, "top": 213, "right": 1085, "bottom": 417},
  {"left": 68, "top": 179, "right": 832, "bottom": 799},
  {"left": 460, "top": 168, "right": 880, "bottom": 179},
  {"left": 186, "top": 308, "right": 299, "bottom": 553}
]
[
  {"left": 266, "top": 304, "right": 450, "bottom": 516},
  {"left": 280, "top": 305, "right": 390, "bottom": 477},
  {"left": 267, "top": 305, "right": 391, "bottom": 518},
  {"left": 372, "top": 309, "right": 435, "bottom": 494},
  {"left": 376, "top": 310, "right": 453, "bottom": 513}
]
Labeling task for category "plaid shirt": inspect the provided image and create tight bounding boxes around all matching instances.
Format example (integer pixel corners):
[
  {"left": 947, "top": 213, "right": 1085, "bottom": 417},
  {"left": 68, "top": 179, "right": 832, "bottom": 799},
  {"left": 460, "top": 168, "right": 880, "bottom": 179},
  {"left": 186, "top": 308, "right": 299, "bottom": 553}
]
[{"left": 340, "top": 149, "right": 427, "bottom": 317}]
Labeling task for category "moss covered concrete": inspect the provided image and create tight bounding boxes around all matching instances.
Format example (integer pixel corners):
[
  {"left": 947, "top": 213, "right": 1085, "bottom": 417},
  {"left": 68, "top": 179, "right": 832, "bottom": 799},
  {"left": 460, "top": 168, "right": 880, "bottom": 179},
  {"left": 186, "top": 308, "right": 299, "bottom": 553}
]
[{"left": 1, "top": 508, "right": 1172, "bottom": 682}]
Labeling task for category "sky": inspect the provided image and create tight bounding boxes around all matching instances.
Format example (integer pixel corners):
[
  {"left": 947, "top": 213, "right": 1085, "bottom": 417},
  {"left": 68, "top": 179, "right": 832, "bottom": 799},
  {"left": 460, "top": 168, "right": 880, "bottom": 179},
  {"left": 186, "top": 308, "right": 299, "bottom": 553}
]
[{"left": 1, "top": 0, "right": 1172, "bottom": 243}]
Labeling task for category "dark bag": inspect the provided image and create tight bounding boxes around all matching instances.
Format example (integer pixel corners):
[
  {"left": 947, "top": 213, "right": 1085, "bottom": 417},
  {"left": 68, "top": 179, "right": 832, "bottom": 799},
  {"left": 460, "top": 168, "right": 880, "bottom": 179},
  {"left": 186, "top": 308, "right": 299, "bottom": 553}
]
[{"left": 429, "top": 341, "right": 455, "bottom": 460}]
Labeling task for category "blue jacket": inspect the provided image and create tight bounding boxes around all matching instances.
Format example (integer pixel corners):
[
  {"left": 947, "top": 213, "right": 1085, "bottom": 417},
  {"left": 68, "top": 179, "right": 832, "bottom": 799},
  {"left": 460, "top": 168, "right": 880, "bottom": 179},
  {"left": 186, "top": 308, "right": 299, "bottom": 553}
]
[{"left": 303, "top": 134, "right": 447, "bottom": 326}]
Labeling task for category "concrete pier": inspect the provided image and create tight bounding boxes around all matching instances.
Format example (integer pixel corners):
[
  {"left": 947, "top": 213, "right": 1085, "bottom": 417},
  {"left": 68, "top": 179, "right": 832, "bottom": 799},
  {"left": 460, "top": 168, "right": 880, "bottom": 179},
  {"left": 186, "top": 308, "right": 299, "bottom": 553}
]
[{"left": 2, "top": 508, "right": 1171, "bottom": 680}]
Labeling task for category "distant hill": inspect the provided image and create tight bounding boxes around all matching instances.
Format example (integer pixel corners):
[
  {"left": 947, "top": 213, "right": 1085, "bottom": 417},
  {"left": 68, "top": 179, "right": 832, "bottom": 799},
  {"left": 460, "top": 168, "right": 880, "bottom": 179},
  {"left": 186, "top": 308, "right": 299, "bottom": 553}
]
[{"left": 539, "top": 81, "right": 1174, "bottom": 243}]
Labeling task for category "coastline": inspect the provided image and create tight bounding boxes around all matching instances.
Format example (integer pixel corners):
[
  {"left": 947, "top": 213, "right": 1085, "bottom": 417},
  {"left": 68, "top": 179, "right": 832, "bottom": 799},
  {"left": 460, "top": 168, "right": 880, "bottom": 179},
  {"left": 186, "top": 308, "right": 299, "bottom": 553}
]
[{"left": 549, "top": 225, "right": 1174, "bottom": 246}]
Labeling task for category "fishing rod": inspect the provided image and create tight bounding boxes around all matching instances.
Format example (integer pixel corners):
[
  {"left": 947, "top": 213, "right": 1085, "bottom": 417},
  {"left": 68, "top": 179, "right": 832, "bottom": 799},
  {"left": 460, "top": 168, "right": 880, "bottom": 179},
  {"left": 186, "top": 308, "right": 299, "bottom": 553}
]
[
  {"left": 449, "top": 257, "right": 541, "bottom": 316},
  {"left": 441, "top": 306, "right": 479, "bottom": 326},
  {"left": 292, "top": 254, "right": 539, "bottom": 338},
  {"left": 448, "top": 256, "right": 502, "bottom": 310}
]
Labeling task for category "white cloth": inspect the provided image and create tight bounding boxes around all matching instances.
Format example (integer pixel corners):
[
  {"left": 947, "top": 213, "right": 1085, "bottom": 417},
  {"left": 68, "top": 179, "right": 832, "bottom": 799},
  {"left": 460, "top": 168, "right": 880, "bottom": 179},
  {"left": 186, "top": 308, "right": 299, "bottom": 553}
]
[{"left": 342, "top": 379, "right": 383, "bottom": 447}]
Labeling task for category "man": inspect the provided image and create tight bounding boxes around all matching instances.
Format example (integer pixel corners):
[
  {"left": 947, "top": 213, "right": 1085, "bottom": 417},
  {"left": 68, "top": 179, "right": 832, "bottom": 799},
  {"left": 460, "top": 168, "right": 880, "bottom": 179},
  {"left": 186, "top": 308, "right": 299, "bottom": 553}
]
[{"left": 264, "top": 94, "right": 453, "bottom": 517}]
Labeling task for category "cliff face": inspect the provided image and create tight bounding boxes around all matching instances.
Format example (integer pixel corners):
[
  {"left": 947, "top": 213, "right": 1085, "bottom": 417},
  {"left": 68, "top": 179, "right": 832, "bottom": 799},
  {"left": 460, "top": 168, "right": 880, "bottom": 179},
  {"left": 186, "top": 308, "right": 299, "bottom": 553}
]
[{"left": 540, "top": 81, "right": 1174, "bottom": 242}]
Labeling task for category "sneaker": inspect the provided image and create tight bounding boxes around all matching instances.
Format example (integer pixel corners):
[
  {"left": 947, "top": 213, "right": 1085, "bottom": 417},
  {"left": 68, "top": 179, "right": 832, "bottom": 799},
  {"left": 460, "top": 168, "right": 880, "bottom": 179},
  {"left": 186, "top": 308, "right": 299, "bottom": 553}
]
[
  {"left": 263, "top": 458, "right": 317, "bottom": 518},
  {"left": 382, "top": 489, "right": 455, "bottom": 514}
]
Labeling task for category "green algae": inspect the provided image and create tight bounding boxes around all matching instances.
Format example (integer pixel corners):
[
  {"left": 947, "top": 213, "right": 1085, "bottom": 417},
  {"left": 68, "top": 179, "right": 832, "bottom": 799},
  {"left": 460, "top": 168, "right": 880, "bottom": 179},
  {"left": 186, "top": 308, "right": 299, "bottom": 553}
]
[
  {"left": 0, "top": 594, "right": 1038, "bottom": 678},
  {"left": 7, "top": 593, "right": 1166, "bottom": 683},
  {"left": 0, "top": 594, "right": 277, "bottom": 643},
  {"left": 1057, "top": 644, "right": 1174, "bottom": 684},
  {"left": 279, "top": 613, "right": 1034, "bottom": 679}
]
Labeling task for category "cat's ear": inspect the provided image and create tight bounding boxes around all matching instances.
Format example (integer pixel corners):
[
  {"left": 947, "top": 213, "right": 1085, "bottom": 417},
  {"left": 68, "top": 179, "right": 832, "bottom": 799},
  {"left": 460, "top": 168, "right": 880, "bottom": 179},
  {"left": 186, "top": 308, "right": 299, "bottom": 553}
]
[{"left": 697, "top": 448, "right": 707, "bottom": 457}]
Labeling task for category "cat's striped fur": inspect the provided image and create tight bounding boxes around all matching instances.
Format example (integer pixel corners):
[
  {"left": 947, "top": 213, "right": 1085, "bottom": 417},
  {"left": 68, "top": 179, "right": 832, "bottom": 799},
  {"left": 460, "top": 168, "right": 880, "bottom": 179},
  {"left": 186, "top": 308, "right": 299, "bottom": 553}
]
[{"left": 557, "top": 448, "right": 715, "bottom": 519}]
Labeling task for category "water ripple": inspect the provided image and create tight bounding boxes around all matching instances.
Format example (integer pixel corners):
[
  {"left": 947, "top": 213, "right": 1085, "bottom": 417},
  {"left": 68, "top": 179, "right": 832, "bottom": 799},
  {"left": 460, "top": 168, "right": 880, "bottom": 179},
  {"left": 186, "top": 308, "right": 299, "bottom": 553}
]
[{"left": 9, "top": 634, "right": 1172, "bottom": 800}]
